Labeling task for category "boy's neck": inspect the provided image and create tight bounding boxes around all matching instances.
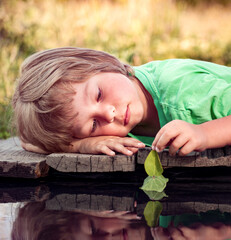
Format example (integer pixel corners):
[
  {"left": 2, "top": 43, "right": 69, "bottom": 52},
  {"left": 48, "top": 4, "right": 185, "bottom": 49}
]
[{"left": 131, "top": 77, "right": 160, "bottom": 136}]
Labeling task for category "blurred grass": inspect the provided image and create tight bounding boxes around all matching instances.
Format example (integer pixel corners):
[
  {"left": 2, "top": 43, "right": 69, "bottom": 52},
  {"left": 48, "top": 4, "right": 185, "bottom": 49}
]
[{"left": 1, "top": 0, "right": 231, "bottom": 138}]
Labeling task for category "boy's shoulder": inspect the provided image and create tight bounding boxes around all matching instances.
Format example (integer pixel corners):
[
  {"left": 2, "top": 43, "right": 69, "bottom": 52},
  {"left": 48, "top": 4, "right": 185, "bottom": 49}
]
[{"left": 134, "top": 58, "right": 231, "bottom": 78}]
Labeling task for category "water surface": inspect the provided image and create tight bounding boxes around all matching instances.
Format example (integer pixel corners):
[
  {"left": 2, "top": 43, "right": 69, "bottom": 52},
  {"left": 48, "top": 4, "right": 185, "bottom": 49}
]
[{"left": 1, "top": 167, "right": 231, "bottom": 240}]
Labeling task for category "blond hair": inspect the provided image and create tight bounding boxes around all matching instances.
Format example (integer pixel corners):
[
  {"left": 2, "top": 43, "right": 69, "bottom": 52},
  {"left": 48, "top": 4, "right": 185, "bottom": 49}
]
[{"left": 12, "top": 47, "right": 134, "bottom": 152}]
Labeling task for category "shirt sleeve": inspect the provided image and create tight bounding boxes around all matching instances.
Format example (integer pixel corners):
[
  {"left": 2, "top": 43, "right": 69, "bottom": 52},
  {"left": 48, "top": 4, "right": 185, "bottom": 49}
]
[{"left": 154, "top": 59, "right": 231, "bottom": 124}]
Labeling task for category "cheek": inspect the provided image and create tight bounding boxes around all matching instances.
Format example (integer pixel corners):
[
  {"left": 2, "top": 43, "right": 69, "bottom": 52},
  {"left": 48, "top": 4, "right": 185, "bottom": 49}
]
[{"left": 108, "top": 81, "right": 134, "bottom": 98}]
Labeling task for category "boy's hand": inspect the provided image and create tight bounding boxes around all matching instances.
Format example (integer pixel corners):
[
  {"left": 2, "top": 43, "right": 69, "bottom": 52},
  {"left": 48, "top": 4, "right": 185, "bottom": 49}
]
[
  {"left": 152, "top": 120, "right": 208, "bottom": 156},
  {"left": 21, "top": 140, "right": 48, "bottom": 154},
  {"left": 68, "top": 136, "right": 145, "bottom": 156}
]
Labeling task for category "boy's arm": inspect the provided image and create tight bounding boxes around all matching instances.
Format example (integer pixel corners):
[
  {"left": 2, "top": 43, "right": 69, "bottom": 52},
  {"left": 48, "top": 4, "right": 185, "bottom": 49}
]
[
  {"left": 21, "top": 136, "right": 145, "bottom": 156},
  {"left": 199, "top": 115, "right": 231, "bottom": 148},
  {"left": 152, "top": 116, "right": 231, "bottom": 156}
]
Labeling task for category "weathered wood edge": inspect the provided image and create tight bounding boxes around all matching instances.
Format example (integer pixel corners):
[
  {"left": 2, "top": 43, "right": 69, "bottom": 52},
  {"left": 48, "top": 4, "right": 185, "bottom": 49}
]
[
  {"left": 137, "top": 147, "right": 231, "bottom": 168},
  {"left": 46, "top": 153, "right": 135, "bottom": 173},
  {"left": 0, "top": 138, "right": 49, "bottom": 178},
  {"left": 0, "top": 138, "right": 231, "bottom": 178}
]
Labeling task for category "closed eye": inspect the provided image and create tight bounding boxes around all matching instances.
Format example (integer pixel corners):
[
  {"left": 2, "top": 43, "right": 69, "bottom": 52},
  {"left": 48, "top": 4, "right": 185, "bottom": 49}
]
[
  {"left": 92, "top": 119, "right": 97, "bottom": 133},
  {"left": 97, "top": 88, "right": 102, "bottom": 102},
  {"left": 90, "top": 219, "right": 96, "bottom": 234}
]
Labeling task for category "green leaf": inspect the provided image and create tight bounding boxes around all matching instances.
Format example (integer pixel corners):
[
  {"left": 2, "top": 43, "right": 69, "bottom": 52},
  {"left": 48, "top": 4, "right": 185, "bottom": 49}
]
[
  {"left": 144, "top": 150, "right": 163, "bottom": 176},
  {"left": 143, "top": 190, "right": 168, "bottom": 201},
  {"left": 140, "top": 175, "right": 169, "bottom": 192},
  {"left": 143, "top": 201, "right": 163, "bottom": 227}
]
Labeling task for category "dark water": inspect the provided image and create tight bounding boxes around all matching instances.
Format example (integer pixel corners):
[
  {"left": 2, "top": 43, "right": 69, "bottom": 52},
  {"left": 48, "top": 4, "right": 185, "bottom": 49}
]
[{"left": 1, "top": 167, "right": 231, "bottom": 240}]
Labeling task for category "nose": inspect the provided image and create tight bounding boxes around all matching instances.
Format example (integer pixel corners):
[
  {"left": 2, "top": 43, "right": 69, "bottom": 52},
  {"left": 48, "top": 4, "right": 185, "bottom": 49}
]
[{"left": 97, "top": 104, "right": 115, "bottom": 123}]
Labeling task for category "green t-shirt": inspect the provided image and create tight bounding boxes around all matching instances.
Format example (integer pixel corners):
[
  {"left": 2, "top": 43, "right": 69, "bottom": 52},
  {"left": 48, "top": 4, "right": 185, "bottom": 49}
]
[
  {"left": 159, "top": 209, "right": 231, "bottom": 228},
  {"left": 129, "top": 59, "right": 231, "bottom": 146}
]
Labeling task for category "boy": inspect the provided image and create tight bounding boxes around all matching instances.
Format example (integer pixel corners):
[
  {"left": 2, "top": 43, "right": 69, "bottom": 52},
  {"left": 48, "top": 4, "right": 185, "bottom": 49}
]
[{"left": 13, "top": 47, "right": 231, "bottom": 156}]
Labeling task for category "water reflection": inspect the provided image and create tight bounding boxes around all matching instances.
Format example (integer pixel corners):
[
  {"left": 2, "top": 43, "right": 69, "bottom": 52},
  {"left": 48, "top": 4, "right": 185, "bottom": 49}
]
[
  {"left": 8, "top": 201, "right": 231, "bottom": 240},
  {"left": 1, "top": 168, "right": 231, "bottom": 240},
  {"left": 11, "top": 201, "right": 152, "bottom": 240}
]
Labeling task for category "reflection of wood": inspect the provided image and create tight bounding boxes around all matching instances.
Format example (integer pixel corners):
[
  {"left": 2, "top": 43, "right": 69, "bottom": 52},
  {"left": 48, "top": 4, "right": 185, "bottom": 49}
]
[
  {"left": 46, "top": 193, "right": 231, "bottom": 215},
  {"left": 137, "top": 202, "right": 231, "bottom": 216},
  {"left": 1, "top": 180, "right": 231, "bottom": 215},
  {"left": 46, "top": 193, "right": 134, "bottom": 212},
  {"left": 0, "top": 184, "right": 50, "bottom": 203},
  {"left": 0, "top": 137, "right": 231, "bottom": 178},
  {"left": 0, "top": 138, "right": 49, "bottom": 178},
  {"left": 161, "top": 202, "right": 231, "bottom": 215}
]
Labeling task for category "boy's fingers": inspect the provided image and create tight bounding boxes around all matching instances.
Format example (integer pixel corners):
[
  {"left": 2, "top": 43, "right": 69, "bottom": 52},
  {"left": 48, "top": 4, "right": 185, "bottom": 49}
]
[
  {"left": 168, "top": 135, "right": 188, "bottom": 156},
  {"left": 154, "top": 133, "right": 173, "bottom": 152},
  {"left": 152, "top": 129, "right": 162, "bottom": 146},
  {"left": 126, "top": 147, "right": 139, "bottom": 153},
  {"left": 110, "top": 138, "right": 145, "bottom": 150},
  {"left": 152, "top": 127, "right": 169, "bottom": 151},
  {"left": 100, "top": 143, "right": 133, "bottom": 156},
  {"left": 113, "top": 143, "right": 139, "bottom": 156},
  {"left": 100, "top": 145, "right": 116, "bottom": 156},
  {"left": 155, "top": 128, "right": 183, "bottom": 152},
  {"left": 178, "top": 142, "right": 195, "bottom": 156},
  {"left": 89, "top": 137, "right": 145, "bottom": 156},
  {"left": 121, "top": 138, "right": 145, "bottom": 148}
]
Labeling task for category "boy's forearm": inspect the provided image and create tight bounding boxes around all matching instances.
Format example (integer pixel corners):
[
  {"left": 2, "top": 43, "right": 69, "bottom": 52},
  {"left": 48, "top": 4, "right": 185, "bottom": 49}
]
[{"left": 200, "top": 115, "right": 231, "bottom": 149}]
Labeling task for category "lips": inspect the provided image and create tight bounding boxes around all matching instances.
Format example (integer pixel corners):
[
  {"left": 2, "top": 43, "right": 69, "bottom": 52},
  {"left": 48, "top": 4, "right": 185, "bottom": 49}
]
[{"left": 124, "top": 105, "right": 130, "bottom": 126}]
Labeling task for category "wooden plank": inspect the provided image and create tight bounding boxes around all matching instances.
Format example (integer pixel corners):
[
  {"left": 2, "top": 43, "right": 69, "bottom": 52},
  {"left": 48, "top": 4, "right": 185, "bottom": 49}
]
[
  {"left": 0, "top": 137, "right": 49, "bottom": 178},
  {"left": 0, "top": 138, "right": 230, "bottom": 178},
  {"left": 46, "top": 153, "right": 135, "bottom": 172},
  {"left": 137, "top": 147, "right": 231, "bottom": 167}
]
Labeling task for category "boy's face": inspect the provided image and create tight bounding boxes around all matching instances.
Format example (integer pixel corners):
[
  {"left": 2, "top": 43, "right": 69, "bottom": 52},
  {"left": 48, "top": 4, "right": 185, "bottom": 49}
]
[
  {"left": 72, "top": 72, "right": 146, "bottom": 138},
  {"left": 73, "top": 212, "right": 147, "bottom": 240}
]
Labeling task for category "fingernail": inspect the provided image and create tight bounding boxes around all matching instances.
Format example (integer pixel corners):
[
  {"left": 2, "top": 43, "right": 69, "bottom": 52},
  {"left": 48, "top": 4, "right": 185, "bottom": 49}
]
[
  {"left": 156, "top": 147, "right": 160, "bottom": 152},
  {"left": 127, "top": 150, "right": 133, "bottom": 154},
  {"left": 137, "top": 142, "right": 145, "bottom": 146},
  {"left": 152, "top": 146, "right": 160, "bottom": 152},
  {"left": 110, "top": 151, "right": 115, "bottom": 156}
]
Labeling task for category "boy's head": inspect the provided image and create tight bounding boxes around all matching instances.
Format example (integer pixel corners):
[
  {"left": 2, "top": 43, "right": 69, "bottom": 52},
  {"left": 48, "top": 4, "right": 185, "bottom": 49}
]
[{"left": 12, "top": 47, "right": 134, "bottom": 152}]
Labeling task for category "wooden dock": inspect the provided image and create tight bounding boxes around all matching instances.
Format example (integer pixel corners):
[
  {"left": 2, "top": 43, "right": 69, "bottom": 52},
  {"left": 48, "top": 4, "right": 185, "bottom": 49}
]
[{"left": 0, "top": 137, "right": 231, "bottom": 178}]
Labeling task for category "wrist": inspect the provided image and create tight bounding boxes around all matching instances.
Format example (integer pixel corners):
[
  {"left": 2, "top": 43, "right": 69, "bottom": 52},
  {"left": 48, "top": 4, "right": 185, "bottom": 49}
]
[
  {"left": 199, "top": 118, "right": 231, "bottom": 149},
  {"left": 63, "top": 138, "right": 83, "bottom": 153},
  {"left": 197, "top": 123, "right": 210, "bottom": 150}
]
